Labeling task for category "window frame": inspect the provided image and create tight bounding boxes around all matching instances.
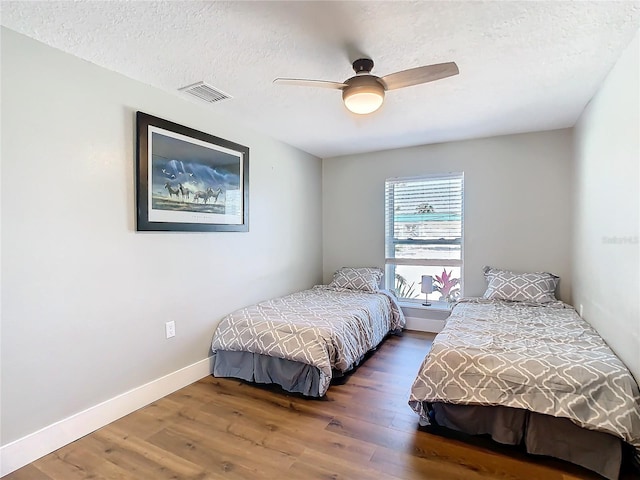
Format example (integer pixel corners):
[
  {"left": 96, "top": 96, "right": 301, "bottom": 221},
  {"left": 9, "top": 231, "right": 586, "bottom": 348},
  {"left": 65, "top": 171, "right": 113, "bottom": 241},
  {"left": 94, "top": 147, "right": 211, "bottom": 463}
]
[{"left": 384, "top": 172, "right": 464, "bottom": 303}]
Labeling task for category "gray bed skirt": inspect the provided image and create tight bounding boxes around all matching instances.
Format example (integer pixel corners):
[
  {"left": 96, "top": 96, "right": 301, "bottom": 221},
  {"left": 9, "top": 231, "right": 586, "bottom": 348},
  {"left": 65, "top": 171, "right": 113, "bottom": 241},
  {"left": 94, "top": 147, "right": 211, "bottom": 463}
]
[
  {"left": 425, "top": 402, "right": 623, "bottom": 480},
  {"left": 212, "top": 330, "right": 400, "bottom": 397},
  {"left": 212, "top": 350, "right": 324, "bottom": 397}
]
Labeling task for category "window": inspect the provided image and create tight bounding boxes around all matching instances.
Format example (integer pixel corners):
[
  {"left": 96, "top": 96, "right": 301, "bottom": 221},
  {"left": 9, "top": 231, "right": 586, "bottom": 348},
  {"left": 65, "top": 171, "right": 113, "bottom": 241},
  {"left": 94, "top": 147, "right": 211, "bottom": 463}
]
[{"left": 384, "top": 173, "right": 464, "bottom": 303}]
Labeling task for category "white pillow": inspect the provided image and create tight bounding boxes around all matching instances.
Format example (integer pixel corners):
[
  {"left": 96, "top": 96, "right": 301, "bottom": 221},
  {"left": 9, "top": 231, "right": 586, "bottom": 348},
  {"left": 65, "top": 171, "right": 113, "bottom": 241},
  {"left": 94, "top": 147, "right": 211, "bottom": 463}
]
[{"left": 482, "top": 266, "right": 559, "bottom": 303}]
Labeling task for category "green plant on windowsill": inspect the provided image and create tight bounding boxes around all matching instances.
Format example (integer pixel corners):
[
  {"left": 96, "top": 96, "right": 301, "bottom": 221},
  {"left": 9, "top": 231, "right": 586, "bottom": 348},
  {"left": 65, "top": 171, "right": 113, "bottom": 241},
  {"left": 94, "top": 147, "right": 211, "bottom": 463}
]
[{"left": 394, "top": 273, "right": 419, "bottom": 299}]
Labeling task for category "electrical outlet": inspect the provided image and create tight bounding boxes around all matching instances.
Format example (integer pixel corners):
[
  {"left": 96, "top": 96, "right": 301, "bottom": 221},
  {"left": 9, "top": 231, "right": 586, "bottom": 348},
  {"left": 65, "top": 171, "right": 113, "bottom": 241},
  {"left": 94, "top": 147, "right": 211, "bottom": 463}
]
[
  {"left": 579, "top": 304, "right": 584, "bottom": 317},
  {"left": 165, "top": 321, "right": 176, "bottom": 339}
]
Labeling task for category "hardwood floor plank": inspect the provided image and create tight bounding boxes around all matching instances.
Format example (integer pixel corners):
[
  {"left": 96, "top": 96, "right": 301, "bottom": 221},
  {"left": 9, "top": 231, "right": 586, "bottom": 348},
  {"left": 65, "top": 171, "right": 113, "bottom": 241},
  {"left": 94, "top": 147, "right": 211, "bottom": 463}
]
[
  {"left": 3, "top": 465, "right": 53, "bottom": 480},
  {"left": 194, "top": 408, "right": 307, "bottom": 459},
  {"left": 45, "top": 445, "right": 139, "bottom": 480},
  {"left": 325, "top": 414, "right": 419, "bottom": 453},
  {"left": 389, "top": 410, "right": 424, "bottom": 433},
  {"left": 145, "top": 407, "right": 299, "bottom": 476},
  {"left": 201, "top": 377, "right": 336, "bottom": 426},
  {"left": 26, "top": 455, "right": 91, "bottom": 480},
  {"left": 199, "top": 391, "right": 377, "bottom": 464},
  {"left": 286, "top": 448, "right": 402, "bottom": 480},
  {"left": 84, "top": 426, "right": 207, "bottom": 480},
  {"left": 108, "top": 398, "right": 180, "bottom": 440},
  {"left": 146, "top": 426, "right": 286, "bottom": 480},
  {"left": 369, "top": 444, "right": 492, "bottom": 480},
  {"left": 200, "top": 381, "right": 331, "bottom": 424}
]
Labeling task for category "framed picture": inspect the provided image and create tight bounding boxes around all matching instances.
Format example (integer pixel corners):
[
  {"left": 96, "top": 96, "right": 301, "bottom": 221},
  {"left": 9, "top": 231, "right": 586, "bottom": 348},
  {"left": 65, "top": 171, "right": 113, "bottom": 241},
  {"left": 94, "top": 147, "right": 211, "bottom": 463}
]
[{"left": 136, "top": 112, "right": 249, "bottom": 232}]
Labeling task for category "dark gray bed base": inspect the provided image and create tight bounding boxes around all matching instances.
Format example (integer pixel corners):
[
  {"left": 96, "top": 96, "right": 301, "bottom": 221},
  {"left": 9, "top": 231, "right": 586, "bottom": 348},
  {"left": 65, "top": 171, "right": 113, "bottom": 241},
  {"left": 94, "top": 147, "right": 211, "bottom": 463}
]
[
  {"left": 212, "top": 329, "right": 401, "bottom": 397},
  {"left": 424, "top": 402, "right": 623, "bottom": 480},
  {"left": 213, "top": 349, "right": 369, "bottom": 397},
  {"left": 212, "top": 350, "right": 324, "bottom": 396}
]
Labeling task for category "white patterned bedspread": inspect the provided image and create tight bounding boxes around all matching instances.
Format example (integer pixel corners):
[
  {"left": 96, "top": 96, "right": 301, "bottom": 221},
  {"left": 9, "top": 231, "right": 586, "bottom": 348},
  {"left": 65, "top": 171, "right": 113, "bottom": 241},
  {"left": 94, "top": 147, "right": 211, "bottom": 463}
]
[
  {"left": 409, "top": 298, "right": 640, "bottom": 456},
  {"left": 212, "top": 286, "right": 405, "bottom": 396}
]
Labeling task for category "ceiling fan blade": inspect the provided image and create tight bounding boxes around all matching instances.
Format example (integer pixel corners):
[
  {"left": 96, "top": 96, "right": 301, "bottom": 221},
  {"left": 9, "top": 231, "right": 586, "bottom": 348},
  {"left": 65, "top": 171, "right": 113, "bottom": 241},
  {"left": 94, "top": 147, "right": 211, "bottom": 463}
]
[
  {"left": 381, "top": 62, "right": 459, "bottom": 90},
  {"left": 273, "top": 78, "right": 347, "bottom": 90}
]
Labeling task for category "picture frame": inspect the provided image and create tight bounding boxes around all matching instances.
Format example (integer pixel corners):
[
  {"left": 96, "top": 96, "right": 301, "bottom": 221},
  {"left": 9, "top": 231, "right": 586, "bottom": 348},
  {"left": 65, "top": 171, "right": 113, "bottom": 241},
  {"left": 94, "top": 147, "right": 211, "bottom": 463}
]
[{"left": 135, "top": 112, "right": 249, "bottom": 232}]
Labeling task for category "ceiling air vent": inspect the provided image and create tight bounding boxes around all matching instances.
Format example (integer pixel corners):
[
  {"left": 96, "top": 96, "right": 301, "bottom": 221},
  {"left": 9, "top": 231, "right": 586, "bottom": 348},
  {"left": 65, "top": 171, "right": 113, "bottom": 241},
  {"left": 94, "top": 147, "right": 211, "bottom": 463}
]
[{"left": 178, "top": 81, "right": 231, "bottom": 104}]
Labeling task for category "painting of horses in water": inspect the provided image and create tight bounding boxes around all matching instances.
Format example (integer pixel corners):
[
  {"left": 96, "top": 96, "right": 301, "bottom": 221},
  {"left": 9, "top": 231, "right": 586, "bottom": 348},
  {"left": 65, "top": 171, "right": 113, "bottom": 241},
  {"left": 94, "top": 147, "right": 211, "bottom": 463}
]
[{"left": 136, "top": 112, "right": 249, "bottom": 232}]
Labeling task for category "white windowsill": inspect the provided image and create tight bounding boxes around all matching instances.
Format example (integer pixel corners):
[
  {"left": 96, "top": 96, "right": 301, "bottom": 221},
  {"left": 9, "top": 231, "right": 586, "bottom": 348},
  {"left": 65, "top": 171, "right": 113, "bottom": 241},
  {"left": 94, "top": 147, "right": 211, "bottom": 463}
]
[{"left": 398, "top": 300, "right": 453, "bottom": 311}]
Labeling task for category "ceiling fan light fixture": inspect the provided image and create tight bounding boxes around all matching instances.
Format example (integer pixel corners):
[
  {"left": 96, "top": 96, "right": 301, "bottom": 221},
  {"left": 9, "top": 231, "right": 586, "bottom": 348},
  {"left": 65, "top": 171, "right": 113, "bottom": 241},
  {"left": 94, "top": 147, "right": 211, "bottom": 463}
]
[{"left": 342, "top": 81, "right": 385, "bottom": 115}]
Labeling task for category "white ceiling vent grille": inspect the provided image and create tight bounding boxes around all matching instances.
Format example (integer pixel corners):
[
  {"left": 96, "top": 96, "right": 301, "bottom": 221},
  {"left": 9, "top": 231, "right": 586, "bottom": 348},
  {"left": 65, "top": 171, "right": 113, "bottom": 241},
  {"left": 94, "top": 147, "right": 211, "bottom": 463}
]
[{"left": 178, "top": 81, "right": 231, "bottom": 104}]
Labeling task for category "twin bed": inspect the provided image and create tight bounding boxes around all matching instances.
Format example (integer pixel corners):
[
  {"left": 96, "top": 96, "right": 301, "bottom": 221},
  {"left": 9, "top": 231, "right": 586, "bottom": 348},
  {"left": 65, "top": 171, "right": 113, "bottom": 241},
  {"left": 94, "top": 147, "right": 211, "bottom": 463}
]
[
  {"left": 211, "top": 267, "right": 405, "bottom": 397},
  {"left": 409, "top": 267, "right": 640, "bottom": 479},
  {"left": 409, "top": 297, "right": 640, "bottom": 479},
  {"left": 211, "top": 266, "right": 640, "bottom": 479}
]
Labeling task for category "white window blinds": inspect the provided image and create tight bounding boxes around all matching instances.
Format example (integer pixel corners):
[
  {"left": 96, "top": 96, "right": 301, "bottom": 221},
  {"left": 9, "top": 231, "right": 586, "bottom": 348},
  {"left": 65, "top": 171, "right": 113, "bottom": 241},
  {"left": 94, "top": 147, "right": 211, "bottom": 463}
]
[{"left": 385, "top": 173, "right": 464, "bottom": 267}]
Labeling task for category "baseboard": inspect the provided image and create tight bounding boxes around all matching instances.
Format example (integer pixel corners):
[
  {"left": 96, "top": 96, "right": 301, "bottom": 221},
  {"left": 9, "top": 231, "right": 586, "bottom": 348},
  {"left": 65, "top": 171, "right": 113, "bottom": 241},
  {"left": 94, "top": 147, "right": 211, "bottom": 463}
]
[
  {"left": 404, "top": 316, "right": 446, "bottom": 333},
  {"left": 0, "top": 357, "right": 212, "bottom": 477}
]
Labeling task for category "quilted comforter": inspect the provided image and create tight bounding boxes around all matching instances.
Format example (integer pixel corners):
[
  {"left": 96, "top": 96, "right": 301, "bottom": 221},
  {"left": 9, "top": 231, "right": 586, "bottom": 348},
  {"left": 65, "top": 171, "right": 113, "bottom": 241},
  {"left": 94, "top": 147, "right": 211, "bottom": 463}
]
[
  {"left": 409, "top": 298, "right": 640, "bottom": 457},
  {"left": 211, "top": 286, "right": 405, "bottom": 396}
]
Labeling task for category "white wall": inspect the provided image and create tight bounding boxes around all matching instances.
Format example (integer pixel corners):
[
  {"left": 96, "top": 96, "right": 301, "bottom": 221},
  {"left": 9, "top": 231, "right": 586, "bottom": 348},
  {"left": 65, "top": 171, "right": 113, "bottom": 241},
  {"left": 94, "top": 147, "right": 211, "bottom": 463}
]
[
  {"left": 323, "top": 129, "right": 574, "bottom": 302},
  {"left": 573, "top": 32, "right": 639, "bottom": 381},
  {"left": 0, "top": 28, "right": 322, "bottom": 445}
]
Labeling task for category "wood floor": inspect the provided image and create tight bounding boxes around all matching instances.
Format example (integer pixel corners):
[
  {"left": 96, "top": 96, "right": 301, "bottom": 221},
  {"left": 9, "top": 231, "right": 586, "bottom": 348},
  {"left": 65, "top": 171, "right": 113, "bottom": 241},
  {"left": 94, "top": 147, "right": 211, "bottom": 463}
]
[{"left": 5, "top": 331, "right": 620, "bottom": 480}]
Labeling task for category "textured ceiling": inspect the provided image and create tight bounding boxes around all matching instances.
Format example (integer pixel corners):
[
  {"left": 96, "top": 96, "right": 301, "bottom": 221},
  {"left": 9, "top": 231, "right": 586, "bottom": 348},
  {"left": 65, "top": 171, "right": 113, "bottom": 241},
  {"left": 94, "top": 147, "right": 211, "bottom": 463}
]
[{"left": 1, "top": 1, "right": 639, "bottom": 158}]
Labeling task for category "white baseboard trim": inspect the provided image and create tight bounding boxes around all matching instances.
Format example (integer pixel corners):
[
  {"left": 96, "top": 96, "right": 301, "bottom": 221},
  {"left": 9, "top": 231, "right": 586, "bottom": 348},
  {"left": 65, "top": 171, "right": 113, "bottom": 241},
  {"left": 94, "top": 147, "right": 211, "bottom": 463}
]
[
  {"left": 0, "top": 357, "right": 212, "bottom": 477},
  {"left": 404, "top": 316, "right": 446, "bottom": 333}
]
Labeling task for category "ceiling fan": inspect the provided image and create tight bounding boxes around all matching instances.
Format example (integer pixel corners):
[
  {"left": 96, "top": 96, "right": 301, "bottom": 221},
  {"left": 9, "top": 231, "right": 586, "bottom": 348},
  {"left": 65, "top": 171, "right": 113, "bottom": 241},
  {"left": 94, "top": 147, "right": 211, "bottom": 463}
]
[{"left": 274, "top": 58, "right": 459, "bottom": 115}]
